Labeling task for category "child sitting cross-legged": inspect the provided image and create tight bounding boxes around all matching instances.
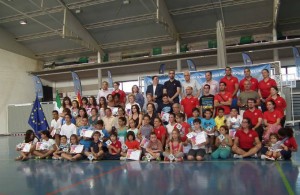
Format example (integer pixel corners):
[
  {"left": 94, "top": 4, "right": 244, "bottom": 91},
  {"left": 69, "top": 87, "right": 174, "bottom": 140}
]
[
  {"left": 84, "top": 131, "right": 104, "bottom": 161},
  {"left": 61, "top": 134, "right": 83, "bottom": 161},
  {"left": 163, "top": 129, "right": 184, "bottom": 162},
  {"left": 187, "top": 119, "right": 208, "bottom": 161},
  {"left": 211, "top": 125, "right": 233, "bottom": 159},
  {"left": 120, "top": 131, "right": 141, "bottom": 160},
  {"left": 52, "top": 135, "right": 70, "bottom": 160},
  {"left": 33, "top": 130, "right": 57, "bottom": 159},
  {"left": 103, "top": 132, "right": 122, "bottom": 160},
  {"left": 142, "top": 132, "right": 163, "bottom": 161}
]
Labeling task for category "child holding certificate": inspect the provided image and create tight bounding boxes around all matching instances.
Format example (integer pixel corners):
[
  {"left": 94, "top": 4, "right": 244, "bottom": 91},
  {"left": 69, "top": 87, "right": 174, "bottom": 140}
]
[
  {"left": 33, "top": 130, "right": 57, "bottom": 159},
  {"left": 211, "top": 125, "right": 232, "bottom": 159},
  {"left": 163, "top": 129, "right": 184, "bottom": 162},
  {"left": 201, "top": 109, "right": 216, "bottom": 154},
  {"left": 120, "top": 131, "right": 141, "bottom": 160},
  {"left": 52, "top": 135, "right": 70, "bottom": 160},
  {"left": 15, "top": 130, "right": 39, "bottom": 161},
  {"left": 84, "top": 131, "right": 104, "bottom": 161},
  {"left": 187, "top": 119, "right": 208, "bottom": 161},
  {"left": 61, "top": 134, "right": 83, "bottom": 161}
]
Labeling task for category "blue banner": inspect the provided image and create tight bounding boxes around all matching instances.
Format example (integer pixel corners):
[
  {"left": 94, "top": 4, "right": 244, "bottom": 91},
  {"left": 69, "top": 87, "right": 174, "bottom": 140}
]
[
  {"left": 292, "top": 47, "right": 300, "bottom": 78},
  {"left": 144, "top": 63, "right": 271, "bottom": 92},
  {"left": 32, "top": 76, "right": 43, "bottom": 99},
  {"left": 242, "top": 52, "right": 253, "bottom": 66},
  {"left": 71, "top": 72, "right": 82, "bottom": 96}
]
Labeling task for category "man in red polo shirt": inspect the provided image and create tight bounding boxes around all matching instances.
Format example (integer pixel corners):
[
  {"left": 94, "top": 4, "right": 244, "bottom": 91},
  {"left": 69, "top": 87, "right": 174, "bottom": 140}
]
[
  {"left": 243, "top": 98, "right": 264, "bottom": 141},
  {"left": 181, "top": 86, "right": 199, "bottom": 118},
  {"left": 220, "top": 67, "right": 239, "bottom": 109},
  {"left": 258, "top": 69, "right": 277, "bottom": 112},
  {"left": 112, "top": 82, "right": 126, "bottom": 104},
  {"left": 214, "top": 82, "right": 232, "bottom": 115},
  {"left": 239, "top": 68, "right": 259, "bottom": 92}
]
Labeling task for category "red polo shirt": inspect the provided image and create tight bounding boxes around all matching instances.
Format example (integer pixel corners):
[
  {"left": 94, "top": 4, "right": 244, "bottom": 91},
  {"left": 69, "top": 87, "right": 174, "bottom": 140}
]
[
  {"left": 214, "top": 92, "right": 232, "bottom": 115},
  {"left": 180, "top": 96, "right": 199, "bottom": 118},
  {"left": 154, "top": 126, "right": 166, "bottom": 143},
  {"left": 239, "top": 77, "right": 259, "bottom": 92},
  {"left": 112, "top": 90, "right": 127, "bottom": 103},
  {"left": 258, "top": 78, "right": 277, "bottom": 98},
  {"left": 111, "top": 140, "right": 121, "bottom": 154},
  {"left": 235, "top": 129, "right": 258, "bottom": 149},
  {"left": 243, "top": 108, "right": 263, "bottom": 126},
  {"left": 263, "top": 110, "right": 283, "bottom": 124},
  {"left": 220, "top": 76, "right": 239, "bottom": 98},
  {"left": 282, "top": 137, "right": 298, "bottom": 150},
  {"left": 265, "top": 96, "right": 287, "bottom": 116},
  {"left": 125, "top": 140, "right": 140, "bottom": 150}
]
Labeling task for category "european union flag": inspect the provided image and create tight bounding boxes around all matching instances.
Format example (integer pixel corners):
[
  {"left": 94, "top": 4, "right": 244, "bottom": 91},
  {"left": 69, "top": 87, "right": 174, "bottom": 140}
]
[{"left": 28, "top": 96, "right": 49, "bottom": 138}]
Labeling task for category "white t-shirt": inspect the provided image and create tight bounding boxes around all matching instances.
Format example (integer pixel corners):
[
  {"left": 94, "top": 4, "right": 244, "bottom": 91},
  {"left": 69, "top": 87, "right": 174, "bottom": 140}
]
[
  {"left": 60, "top": 123, "right": 77, "bottom": 142},
  {"left": 41, "top": 138, "right": 56, "bottom": 150},
  {"left": 166, "top": 123, "right": 176, "bottom": 138},
  {"left": 96, "top": 88, "right": 113, "bottom": 101},
  {"left": 181, "top": 79, "right": 201, "bottom": 97},
  {"left": 51, "top": 117, "right": 62, "bottom": 134},
  {"left": 226, "top": 115, "right": 243, "bottom": 130}
]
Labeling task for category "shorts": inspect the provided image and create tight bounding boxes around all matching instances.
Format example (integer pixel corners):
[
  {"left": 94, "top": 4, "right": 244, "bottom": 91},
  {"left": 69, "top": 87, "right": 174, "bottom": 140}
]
[
  {"left": 280, "top": 150, "right": 291, "bottom": 160},
  {"left": 188, "top": 149, "right": 206, "bottom": 157}
]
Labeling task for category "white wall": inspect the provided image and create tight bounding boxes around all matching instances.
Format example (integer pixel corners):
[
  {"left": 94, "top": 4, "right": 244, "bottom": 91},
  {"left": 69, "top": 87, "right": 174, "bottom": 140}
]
[{"left": 0, "top": 48, "right": 40, "bottom": 134}]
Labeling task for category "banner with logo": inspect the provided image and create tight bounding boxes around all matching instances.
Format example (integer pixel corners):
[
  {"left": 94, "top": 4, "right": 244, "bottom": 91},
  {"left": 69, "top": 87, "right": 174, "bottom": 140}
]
[{"left": 144, "top": 63, "right": 271, "bottom": 91}]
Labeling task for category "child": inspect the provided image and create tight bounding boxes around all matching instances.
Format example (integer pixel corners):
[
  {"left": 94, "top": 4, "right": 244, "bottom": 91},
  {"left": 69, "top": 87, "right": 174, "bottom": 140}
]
[
  {"left": 211, "top": 125, "right": 233, "bottom": 159},
  {"left": 117, "top": 117, "right": 127, "bottom": 144},
  {"left": 226, "top": 108, "right": 242, "bottom": 139},
  {"left": 127, "top": 119, "right": 139, "bottom": 138},
  {"left": 201, "top": 109, "right": 216, "bottom": 154},
  {"left": 15, "top": 130, "right": 39, "bottom": 161},
  {"left": 77, "top": 117, "right": 93, "bottom": 154},
  {"left": 187, "top": 119, "right": 208, "bottom": 161},
  {"left": 214, "top": 108, "right": 226, "bottom": 131},
  {"left": 157, "top": 94, "right": 173, "bottom": 125},
  {"left": 60, "top": 113, "right": 77, "bottom": 142},
  {"left": 61, "top": 134, "right": 83, "bottom": 161},
  {"left": 174, "top": 113, "right": 191, "bottom": 143},
  {"left": 187, "top": 108, "right": 202, "bottom": 130},
  {"left": 52, "top": 135, "right": 70, "bottom": 160},
  {"left": 163, "top": 129, "right": 184, "bottom": 162},
  {"left": 120, "top": 131, "right": 141, "bottom": 160},
  {"left": 50, "top": 110, "right": 62, "bottom": 145},
  {"left": 143, "top": 132, "right": 163, "bottom": 161},
  {"left": 277, "top": 127, "right": 298, "bottom": 160},
  {"left": 104, "top": 132, "right": 122, "bottom": 160},
  {"left": 261, "top": 133, "right": 283, "bottom": 161},
  {"left": 33, "top": 130, "right": 57, "bottom": 159},
  {"left": 84, "top": 131, "right": 104, "bottom": 161},
  {"left": 138, "top": 115, "right": 154, "bottom": 141},
  {"left": 153, "top": 117, "right": 167, "bottom": 148}
]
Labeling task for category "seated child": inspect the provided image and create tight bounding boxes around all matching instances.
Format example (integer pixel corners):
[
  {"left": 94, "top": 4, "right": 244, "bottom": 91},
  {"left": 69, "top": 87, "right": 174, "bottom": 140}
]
[
  {"left": 15, "top": 129, "right": 39, "bottom": 161},
  {"left": 226, "top": 108, "right": 242, "bottom": 139},
  {"left": 120, "top": 131, "right": 141, "bottom": 160},
  {"left": 33, "top": 130, "right": 57, "bottom": 159},
  {"left": 84, "top": 131, "right": 104, "bottom": 161},
  {"left": 61, "top": 134, "right": 83, "bottom": 161},
  {"left": 143, "top": 132, "right": 163, "bottom": 161},
  {"left": 163, "top": 129, "right": 184, "bottom": 162},
  {"left": 187, "top": 119, "right": 208, "bottom": 161},
  {"left": 211, "top": 125, "right": 232, "bottom": 159},
  {"left": 103, "top": 132, "right": 122, "bottom": 160},
  {"left": 53, "top": 135, "right": 70, "bottom": 160}
]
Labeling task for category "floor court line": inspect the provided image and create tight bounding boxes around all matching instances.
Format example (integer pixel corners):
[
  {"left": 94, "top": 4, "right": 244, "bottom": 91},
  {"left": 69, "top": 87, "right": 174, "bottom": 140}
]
[
  {"left": 46, "top": 164, "right": 127, "bottom": 195},
  {"left": 275, "top": 162, "right": 295, "bottom": 195}
]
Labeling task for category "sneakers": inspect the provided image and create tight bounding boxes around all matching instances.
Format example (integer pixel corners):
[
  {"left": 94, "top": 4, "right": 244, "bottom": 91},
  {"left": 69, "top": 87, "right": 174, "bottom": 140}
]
[
  {"left": 208, "top": 147, "right": 212, "bottom": 154},
  {"left": 251, "top": 154, "right": 258, "bottom": 158},
  {"left": 52, "top": 157, "right": 58, "bottom": 160},
  {"left": 266, "top": 156, "right": 275, "bottom": 161},
  {"left": 233, "top": 154, "right": 243, "bottom": 159},
  {"left": 120, "top": 156, "right": 127, "bottom": 161},
  {"left": 156, "top": 156, "right": 161, "bottom": 161},
  {"left": 261, "top": 154, "right": 267, "bottom": 160}
]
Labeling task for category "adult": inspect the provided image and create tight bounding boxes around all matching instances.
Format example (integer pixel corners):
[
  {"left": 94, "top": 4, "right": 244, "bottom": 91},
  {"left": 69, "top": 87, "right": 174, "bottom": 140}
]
[
  {"left": 49, "top": 110, "right": 62, "bottom": 145},
  {"left": 76, "top": 108, "right": 88, "bottom": 127},
  {"left": 232, "top": 118, "right": 262, "bottom": 158},
  {"left": 180, "top": 86, "right": 199, "bottom": 118},
  {"left": 88, "top": 108, "right": 99, "bottom": 127},
  {"left": 266, "top": 86, "right": 287, "bottom": 126},
  {"left": 181, "top": 71, "right": 201, "bottom": 99},
  {"left": 86, "top": 96, "right": 98, "bottom": 116},
  {"left": 145, "top": 102, "right": 158, "bottom": 127},
  {"left": 98, "top": 96, "right": 107, "bottom": 119},
  {"left": 59, "top": 96, "right": 72, "bottom": 116},
  {"left": 220, "top": 67, "right": 239, "bottom": 109},
  {"left": 132, "top": 85, "right": 145, "bottom": 109},
  {"left": 113, "top": 93, "right": 124, "bottom": 108},
  {"left": 116, "top": 107, "right": 128, "bottom": 128},
  {"left": 60, "top": 113, "right": 77, "bottom": 142},
  {"left": 125, "top": 94, "right": 140, "bottom": 116},
  {"left": 102, "top": 108, "right": 118, "bottom": 133},
  {"left": 237, "top": 80, "right": 260, "bottom": 116},
  {"left": 166, "top": 113, "right": 177, "bottom": 139},
  {"left": 163, "top": 70, "right": 181, "bottom": 104},
  {"left": 71, "top": 100, "right": 79, "bottom": 118},
  {"left": 258, "top": 69, "right": 277, "bottom": 112},
  {"left": 112, "top": 82, "right": 126, "bottom": 104},
  {"left": 243, "top": 98, "right": 264, "bottom": 141},
  {"left": 143, "top": 93, "right": 158, "bottom": 113},
  {"left": 96, "top": 81, "right": 113, "bottom": 102},
  {"left": 129, "top": 104, "right": 143, "bottom": 129},
  {"left": 214, "top": 82, "right": 232, "bottom": 116},
  {"left": 263, "top": 100, "right": 282, "bottom": 141},
  {"left": 239, "top": 68, "right": 259, "bottom": 92},
  {"left": 199, "top": 84, "right": 215, "bottom": 117},
  {"left": 153, "top": 117, "right": 167, "bottom": 147},
  {"left": 202, "top": 71, "right": 219, "bottom": 95},
  {"left": 172, "top": 103, "right": 182, "bottom": 116},
  {"left": 107, "top": 94, "right": 115, "bottom": 108},
  {"left": 146, "top": 76, "right": 164, "bottom": 106}
]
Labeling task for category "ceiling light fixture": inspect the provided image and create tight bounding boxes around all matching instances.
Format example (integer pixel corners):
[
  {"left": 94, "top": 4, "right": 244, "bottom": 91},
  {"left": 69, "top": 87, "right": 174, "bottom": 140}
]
[
  {"left": 19, "top": 20, "right": 27, "bottom": 25},
  {"left": 123, "top": 0, "right": 130, "bottom": 4}
]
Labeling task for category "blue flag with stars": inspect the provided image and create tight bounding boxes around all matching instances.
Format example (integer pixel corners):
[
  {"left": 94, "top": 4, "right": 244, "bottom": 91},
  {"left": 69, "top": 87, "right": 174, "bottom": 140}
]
[{"left": 28, "top": 96, "right": 49, "bottom": 138}]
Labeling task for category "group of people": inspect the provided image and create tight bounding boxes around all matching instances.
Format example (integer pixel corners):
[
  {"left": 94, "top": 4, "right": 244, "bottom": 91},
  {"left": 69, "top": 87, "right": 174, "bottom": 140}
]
[{"left": 15, "top": 67, "right": 297, "bottom": 162}]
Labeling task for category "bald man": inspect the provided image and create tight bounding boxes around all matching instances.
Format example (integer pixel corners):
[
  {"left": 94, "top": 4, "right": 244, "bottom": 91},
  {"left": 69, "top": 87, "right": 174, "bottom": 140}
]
[{"left": 180, "top": 86, "right": 199, "bottom": 118}]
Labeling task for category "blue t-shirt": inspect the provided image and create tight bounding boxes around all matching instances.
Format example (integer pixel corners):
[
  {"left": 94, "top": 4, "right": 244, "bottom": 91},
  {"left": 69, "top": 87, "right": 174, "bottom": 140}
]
[
  {"left": 61, "top": 117, "right": 76, "bottom": 125},
  {"left": 201, "top": 118, "right": 216, "bottom": 131},
  {"left": 187, "top": 117, "right": 202, "bottom": 128}
]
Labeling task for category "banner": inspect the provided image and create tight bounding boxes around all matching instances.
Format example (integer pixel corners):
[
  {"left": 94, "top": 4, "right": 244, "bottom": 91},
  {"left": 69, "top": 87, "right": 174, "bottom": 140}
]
[
  {"left": 292, "top": 47, "right": 300, "bottom": 78},
  {"left": 71, "top": 72, "right": 82, "bottom": 96},
  {"left": 144, "top": 63, "right": 271, "bottom": 92},
  {"left": 32, "top": 76, "right": 43, "bottom": 99},
  {"left": 242, "top": 52, "right": 253, "bottom": 66}
]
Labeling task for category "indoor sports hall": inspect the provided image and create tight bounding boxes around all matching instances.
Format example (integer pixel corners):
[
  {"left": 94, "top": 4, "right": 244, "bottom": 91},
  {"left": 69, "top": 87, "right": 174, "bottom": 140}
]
[{"left": 0, "top": 0, "right": 300, "bottom": 195}]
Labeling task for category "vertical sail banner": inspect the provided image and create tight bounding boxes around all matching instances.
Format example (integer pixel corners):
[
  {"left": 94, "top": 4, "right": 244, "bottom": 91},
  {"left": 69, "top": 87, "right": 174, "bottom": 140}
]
[{"left": 32, "top": 76, "right": 44, "bottom": 99}]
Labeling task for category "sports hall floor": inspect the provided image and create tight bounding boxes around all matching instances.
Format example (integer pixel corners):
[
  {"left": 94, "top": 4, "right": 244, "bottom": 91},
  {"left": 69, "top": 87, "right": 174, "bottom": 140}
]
[{"left": 1, "top": 133, "right": 300, "bottom": 195}]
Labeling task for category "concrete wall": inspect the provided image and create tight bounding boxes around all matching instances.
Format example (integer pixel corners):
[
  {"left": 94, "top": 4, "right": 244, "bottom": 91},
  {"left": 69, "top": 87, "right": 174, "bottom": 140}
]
[{"left": 0, "top": 48, "right": 40, "bottom": 134}]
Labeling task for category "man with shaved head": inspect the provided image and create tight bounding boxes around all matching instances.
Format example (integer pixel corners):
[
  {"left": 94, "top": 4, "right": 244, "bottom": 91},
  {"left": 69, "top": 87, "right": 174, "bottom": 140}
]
[
  {"left": 180, "top": 86, "right": 199, "bottom": 118},
  {"left": 181, "top": 71, "right": 201, "bottom": 99}
]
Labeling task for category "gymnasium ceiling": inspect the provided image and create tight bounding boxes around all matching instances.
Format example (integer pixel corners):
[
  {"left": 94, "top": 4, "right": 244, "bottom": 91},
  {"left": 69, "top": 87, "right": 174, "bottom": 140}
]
[{"left": 0, "top": 0, "right": 300, "bottom": 81}]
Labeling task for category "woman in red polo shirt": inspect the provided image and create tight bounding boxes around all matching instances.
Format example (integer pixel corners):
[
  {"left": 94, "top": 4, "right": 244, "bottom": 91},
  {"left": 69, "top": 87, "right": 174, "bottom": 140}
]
[
  {"left": 266, "top": 86, "right": 287, "bottom": 126},
  {"left": 153, "top": 117, "right": 166, "bottom": 148},
  {"left": 263, "top": 100, "right": 282, "bottom": 142},
  {"left": 258, "top": 69, "right": 277, "bottom": 112},
  {"left": 232, "top": 118, "right": 261, "bottom": 158}
]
